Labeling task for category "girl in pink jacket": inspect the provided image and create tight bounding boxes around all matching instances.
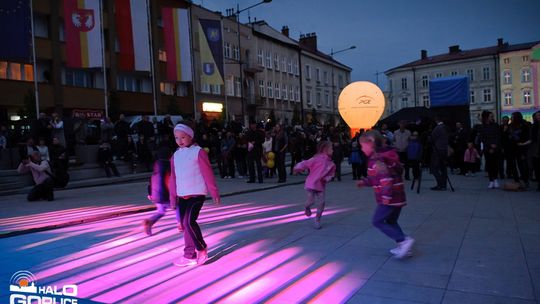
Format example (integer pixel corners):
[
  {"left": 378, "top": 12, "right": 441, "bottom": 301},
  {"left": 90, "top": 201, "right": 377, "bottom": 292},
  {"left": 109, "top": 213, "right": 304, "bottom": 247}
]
[{"left": 293, "top": 141, "right": 336, "bottom": 229}]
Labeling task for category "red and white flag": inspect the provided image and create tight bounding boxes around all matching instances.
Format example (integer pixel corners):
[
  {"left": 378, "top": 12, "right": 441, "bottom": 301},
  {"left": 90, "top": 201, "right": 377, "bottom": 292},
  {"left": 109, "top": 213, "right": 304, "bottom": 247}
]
[
  {"left": 64, "top": 0, "right": 102, "bottom": 68},
  {"left": 162, "top": 7, "right": 192, "bottom": 81},
  {"left": 115, "top": 0, "right": 151, "bottom": 71}
]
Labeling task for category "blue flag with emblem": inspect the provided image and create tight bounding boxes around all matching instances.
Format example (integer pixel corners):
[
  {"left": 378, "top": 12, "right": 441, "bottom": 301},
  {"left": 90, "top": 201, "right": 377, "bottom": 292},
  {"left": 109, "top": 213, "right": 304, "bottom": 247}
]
[
  {"left": 198, "top": 19, "right": 223, "bottom": 85},
  {"left": 0, "top": 0, "right": 31, "bottom": 61}
]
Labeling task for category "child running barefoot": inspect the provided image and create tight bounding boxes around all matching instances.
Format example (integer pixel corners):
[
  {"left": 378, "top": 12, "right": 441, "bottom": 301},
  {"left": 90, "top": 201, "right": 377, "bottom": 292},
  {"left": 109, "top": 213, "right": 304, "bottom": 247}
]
[
  {"left": 170, "top": 124, "right": 220, "bottom": 267},
  {"left": 293, "top": 141, "right": 336, "bottom": 229},
  {"left": 357, "top": 130, "right": 415, "bottom": 258}
]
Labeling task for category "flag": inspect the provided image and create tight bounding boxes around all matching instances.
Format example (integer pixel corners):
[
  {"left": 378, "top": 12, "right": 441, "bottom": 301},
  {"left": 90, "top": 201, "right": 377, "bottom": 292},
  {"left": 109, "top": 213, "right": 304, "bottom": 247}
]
[
  {"left": 0, "top": 0, "right": 31, "bottom": 61},
  {"left": 162, "top": 7, "right": 192, "bottom": 82},
  {"left": 199, "top": 19, "right": 223, "bottom": 85},
  {"left": 115, "top": 0, "right": 150, "bottom": 71},
  {"left": 64, "top": 0, "right": 103, "bottom": 68}
]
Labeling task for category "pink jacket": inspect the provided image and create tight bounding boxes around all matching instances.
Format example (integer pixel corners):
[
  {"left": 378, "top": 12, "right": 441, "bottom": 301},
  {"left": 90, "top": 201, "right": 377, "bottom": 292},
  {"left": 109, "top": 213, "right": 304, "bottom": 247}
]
[
  {"left": 463, "top": 148, "right": 479, "bottom": 163},
  {"left": 294, "top": 153, "right": 336, "bottom": 192}
]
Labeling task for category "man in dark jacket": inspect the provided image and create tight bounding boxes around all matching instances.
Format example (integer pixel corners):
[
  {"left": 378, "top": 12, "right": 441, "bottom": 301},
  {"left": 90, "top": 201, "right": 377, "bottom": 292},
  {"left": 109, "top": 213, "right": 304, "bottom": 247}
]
[
  {"left": 430, "top": 117, "right": 449, "bottom": 190},
  {"left": 246, "top": 122, "right": 265, "bottom": 183}
]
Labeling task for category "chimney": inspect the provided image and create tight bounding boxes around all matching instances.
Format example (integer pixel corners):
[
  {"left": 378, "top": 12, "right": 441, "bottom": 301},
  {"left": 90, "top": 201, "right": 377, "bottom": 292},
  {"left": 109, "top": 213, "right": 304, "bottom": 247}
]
[
  {"left": 299, "top": 32, "right": 317, "bottom": 51},
  {"left": 497, "top": 38, "right": 504, "bottom": 47},
  {"left": 421, "top": 49, "right": 427, "bottom": 60},
  {"left": 449, "top": 45, "right": 460, "bottom": 54},
  {"left": 281, "top": 26, "right": 289, "bottom": 37}
]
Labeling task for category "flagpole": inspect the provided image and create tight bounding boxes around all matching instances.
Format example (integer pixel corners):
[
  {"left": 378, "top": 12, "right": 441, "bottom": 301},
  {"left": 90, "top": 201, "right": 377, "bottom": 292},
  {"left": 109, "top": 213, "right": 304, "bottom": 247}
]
[
  {"left": 29, "top": 0, "right": 40, "bottom": 119},
  {"left": 188, "top": 7, "right": 198, "bottom": 121},
  {"left": 146, "top": 0, "right": 157, "bottom": 115},
  {"left": 99, "top": 0, "right": 108, "bottom": 117},
  {"left": 220, "top": 17, "right": 228, "bottom": 121}
]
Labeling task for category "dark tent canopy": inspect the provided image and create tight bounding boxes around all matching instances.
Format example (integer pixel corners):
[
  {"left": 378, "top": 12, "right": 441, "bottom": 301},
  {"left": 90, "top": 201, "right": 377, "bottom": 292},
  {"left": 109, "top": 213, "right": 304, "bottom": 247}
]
[{"left": 379, "top": 107, "right": 434, "bottom": 128}]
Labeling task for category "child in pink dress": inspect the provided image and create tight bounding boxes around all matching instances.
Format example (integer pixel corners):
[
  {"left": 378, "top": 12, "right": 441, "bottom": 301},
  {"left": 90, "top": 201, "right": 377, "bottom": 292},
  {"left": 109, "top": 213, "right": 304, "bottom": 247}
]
[
  {"left": 463, "top": 142, "right": 480, "bottom": 177},
  {"left": 293, "top": 141, "right": 336, "bottom": 229}
]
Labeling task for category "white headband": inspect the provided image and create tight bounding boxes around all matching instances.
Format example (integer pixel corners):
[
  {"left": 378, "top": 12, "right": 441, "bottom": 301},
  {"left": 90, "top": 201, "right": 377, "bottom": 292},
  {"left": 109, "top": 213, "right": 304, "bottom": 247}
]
[{"left": 174, "top": 124, "right": 194, "bottom": 138}]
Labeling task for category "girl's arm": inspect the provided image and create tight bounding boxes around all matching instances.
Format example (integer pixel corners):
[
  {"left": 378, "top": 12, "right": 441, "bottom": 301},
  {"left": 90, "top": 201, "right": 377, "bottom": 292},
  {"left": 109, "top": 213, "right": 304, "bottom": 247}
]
[
  {"left": 293, "top": 159, "right": 309, "bottom": 173},
  {"left": 198, "top": 149, "right": 220, "bottom": 203},
  {"left": 323, "top": 162, "right": 336, "bottom": 182}
]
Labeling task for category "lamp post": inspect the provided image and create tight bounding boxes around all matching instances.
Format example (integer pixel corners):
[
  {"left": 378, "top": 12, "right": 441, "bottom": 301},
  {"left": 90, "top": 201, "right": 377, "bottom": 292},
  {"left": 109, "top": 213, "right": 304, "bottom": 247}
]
[
  {"left": 330, "top": 45, "right": 355, "bottom": 119},
  {"left": 233, "top": 0, "right": 272, "bottom": 125}
]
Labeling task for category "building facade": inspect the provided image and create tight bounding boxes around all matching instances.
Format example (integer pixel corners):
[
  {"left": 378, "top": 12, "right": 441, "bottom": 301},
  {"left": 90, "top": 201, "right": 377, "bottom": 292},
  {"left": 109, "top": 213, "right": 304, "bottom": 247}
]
[
  {"left": 385, "top": 41, "right": 508, "bottom": 125},
  {"left": 499, "top": 42, "right": 540, "bottom": 121},
  {"left": 299, "top": 33, "right": 352, "bottom": 125}
]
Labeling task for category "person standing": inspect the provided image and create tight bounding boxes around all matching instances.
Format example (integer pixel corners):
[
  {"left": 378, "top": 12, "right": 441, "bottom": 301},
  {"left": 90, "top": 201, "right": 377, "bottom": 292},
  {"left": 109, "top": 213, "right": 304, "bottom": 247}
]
[
  {"left": 477, "top": 111, "right": 501, "bottom": 189},
  {"left": 170, "top": 124, "right": 220, "bottom": 267},
  {"left": 530, "top": 111, "right": 540, "bottom": 191},
  {"left": 50, "top": 113, "right": 66, "bottom": 147},
  {"left": 393, "top": 121, "right": 411, "bottom": 180},
  {"left": 246, "top": 122, "right": 264, "bottom": 183},
  {"left": 508, "top": 112, "right": 531, "bottom": 189},
  {"left": 430, "top": 117, "right": 449, "bottom": 191},
  {"left": 114, "top": 114, "right": 132, "bottom": 160},
  {"left": 274, "top": 124, "right": 288, "bottom": 183}
]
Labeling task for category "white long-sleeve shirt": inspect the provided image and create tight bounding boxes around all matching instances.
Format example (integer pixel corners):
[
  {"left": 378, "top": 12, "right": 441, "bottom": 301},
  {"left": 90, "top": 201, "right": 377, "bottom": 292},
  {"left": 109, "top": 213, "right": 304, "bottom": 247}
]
[{"left": 17, "top": 161, "right": 51, "bottom": 185}]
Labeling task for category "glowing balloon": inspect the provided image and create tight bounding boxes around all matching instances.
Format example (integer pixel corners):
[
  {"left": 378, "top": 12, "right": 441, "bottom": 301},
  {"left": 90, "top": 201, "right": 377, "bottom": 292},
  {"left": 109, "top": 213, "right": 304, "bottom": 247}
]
[
  {"left": 203, "top": 147, "right": 210, "bottom": 153},
  {"left": 267, "top": 159, "right": 275, "bottom": 168},
  {"left": 267, "top": 152, "right": 275, "bottom": 160},
  {"left": 338, "top": 81, "right": 385, "bottom": 137}
]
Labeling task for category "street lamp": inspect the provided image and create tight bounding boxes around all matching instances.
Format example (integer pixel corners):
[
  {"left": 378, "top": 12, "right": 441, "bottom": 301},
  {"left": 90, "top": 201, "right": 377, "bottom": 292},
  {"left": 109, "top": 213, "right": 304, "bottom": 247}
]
[
  {"left": 330, "top": 45, "right": 355, "bottom": 118},
  {"left": 232, "top": 0, "right": 272, "bottom": 125}
]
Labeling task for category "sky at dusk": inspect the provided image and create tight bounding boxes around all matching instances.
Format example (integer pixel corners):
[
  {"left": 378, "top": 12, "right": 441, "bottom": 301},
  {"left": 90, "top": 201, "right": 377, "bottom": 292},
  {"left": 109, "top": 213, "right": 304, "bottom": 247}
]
[{"left": 199, "top": 0, "right": 540, "bottom": 90}]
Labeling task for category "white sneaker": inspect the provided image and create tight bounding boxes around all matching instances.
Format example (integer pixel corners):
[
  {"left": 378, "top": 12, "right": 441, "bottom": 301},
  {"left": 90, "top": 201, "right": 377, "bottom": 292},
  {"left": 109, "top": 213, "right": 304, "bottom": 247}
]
[
  {"left": 488, "top": 182, "right": 494, "bottom": 189},
  {"left": 173, "top": 257, "right": 197, "bottom": 267},
  {"left": 394, "top": 237, "right": 415, "bottom": 258},
  {"left": 493, "top": 180, "right": 500, "bottom": 188}
]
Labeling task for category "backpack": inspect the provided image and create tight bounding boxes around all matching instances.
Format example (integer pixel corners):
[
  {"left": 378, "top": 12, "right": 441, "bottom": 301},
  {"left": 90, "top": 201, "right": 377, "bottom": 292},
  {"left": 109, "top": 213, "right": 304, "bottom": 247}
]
[{"left": 45, "top": 161, "right": 70, "bottom": 188}]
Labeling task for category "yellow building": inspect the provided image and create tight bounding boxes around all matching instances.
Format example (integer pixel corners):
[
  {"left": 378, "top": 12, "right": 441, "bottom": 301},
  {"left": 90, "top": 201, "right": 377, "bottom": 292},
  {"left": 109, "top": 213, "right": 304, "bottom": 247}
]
[{"left": 500, "top": 42, "right": 540, "bottom": 121}]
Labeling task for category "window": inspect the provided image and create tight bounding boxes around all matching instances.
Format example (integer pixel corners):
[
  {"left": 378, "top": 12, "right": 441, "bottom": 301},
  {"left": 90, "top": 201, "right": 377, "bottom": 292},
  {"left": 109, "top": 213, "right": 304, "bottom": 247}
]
[
  {"left": 289, "top": 85, "right": 294, "bottom": 101},
  {"left": 523, "top": 89, "right": 531, "bottom": 104},
  {"left": 282, "top": 84, "right": 288, "bottom": 100},
  {"left": 212, "top": 84, "right": 221, "bottom": 95},
  {"left": 421, "top": 75, "right": 428, "bottom": 88},
  {"left": 275, "top": 83, "right": 280, "bottom": 99},
  {"left": 34, "top": 15, "right": 49, "bottom": 38},
  {"left": 226, "top": 75, "right": 234, "bottom": 96},
  {"left": 388, "top": 79, "right": 393, "bottom": 91},
  {"left": 451, "top": 71, "right": 458, "bottom": 76},
  {"left": 483, "top": 67, "right": 490, "bottom": 80},
  {"left": 232, "top": 45, "right": 239, "bottom": 60},
  {"left": 160, "top": 82, "right": 174, "bottom": 95},
  {"left": 117, "top": 74, "right": 150, "bottom": 92},
  {"left": 267, "top": 81, "right": 273, "bottom": 98},
  {"left": 235, "top": 77, "right": 241, "bottom": 97},
  {"left": 200, "top": 81, "right": 210, "bottom": 93},
  {"left": 305, "top": 65, "right": 311, "bottom": 80},
  {"left": 422, "top": 95, "right": 429, "bottom": 107},
  {"left": 470, "top": 90, "right": 475, "bottom": 103},
  {"left": 294, "top": 60, "right": 299, "bottom": 76},
  {"left": 467, "top": 69, "right": 474, "bottom": 82},
  {"left": 274, "top": 53, "right": 279, "bottom": 70},
  {"left": 436, "top": 72, "right": 443, "bottom": 78},
  {"left": 306, "top": 89, "right": 312, "bottom": 104},
  {"left": 523, "top": 55, "right": 529, "bottom": 62},
  {"left": 0, "top": 62, "right": 34, "bottom": 82},
  {"left": 323, "top": 71, "right": 328, "bottom": 84},
  {"left": 521, "top": 68, "right": 531, "bottom": 83},
  {"left": 401, "top": 97, "right": 408, "bottom": 108},
  {"left": 265, "top": 51, "right": 272, "bottom": 69},
  {"left": 325, "top": 93, "right": 330, "bottom": 107},
  {"left": 316, "top": 68, "right": 320, "bottom": 82},
  {"left": 338, "top": 75, "right": 344, "bottom": 88},
  {"left": 259, "top": 80, "right": 265, "bottom": 97},
  {"left": 483, "top": 89, "right": 491, "bottom": 102},
  {"left": 504, "top": 92, "right": 512, "bottom": 105},
  {"left": 401, "top": 77, "right": 407, "bottom": 90},
  {"left": 224, "top": 42, "right": 231, "bottom": 59},
  {"left": 295, "top": 86, "right": 300, "bottom": 101},
  {"left": 503, "top": 58, "right": 510, "bottom": 64},
  {"left": 281, "top": 56, "right": 286, "bottom": 72},
  {"left": 64, "top": 68, "right": 94, "bottom": 88},
  {"left": 316, "top": 92, "right": 321, "bottom": 106},
  {"left": 158, "top": 50, "right": 167, "bottom": 62},
  {"left": 257, "top": 49, "right": 263, "bottom": 66},
  {"left": 503, "top": 70, "right": 512, "bottom": 84},
  {"left": 288, "top": 59, "right": 292, "bottom": 74}
]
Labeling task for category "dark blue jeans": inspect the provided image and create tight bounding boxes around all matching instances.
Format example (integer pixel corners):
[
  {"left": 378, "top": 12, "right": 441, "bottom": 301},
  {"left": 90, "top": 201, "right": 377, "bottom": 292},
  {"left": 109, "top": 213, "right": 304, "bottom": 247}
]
[
  {"left": 372, "top": 204, "right": 405, "bottom": 243},
  {"left": 177, "top": 196, "right": 206, "bottom": 259}
]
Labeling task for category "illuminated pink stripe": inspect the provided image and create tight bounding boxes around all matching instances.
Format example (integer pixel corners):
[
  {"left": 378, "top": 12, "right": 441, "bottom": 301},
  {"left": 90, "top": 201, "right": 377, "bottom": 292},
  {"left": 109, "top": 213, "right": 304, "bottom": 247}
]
[
  {"left": 309, "top": 271, "right": 367, "bottom": 303},
  {"left": 266, "top": 262, "right": 345, "bottom": 303}
]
